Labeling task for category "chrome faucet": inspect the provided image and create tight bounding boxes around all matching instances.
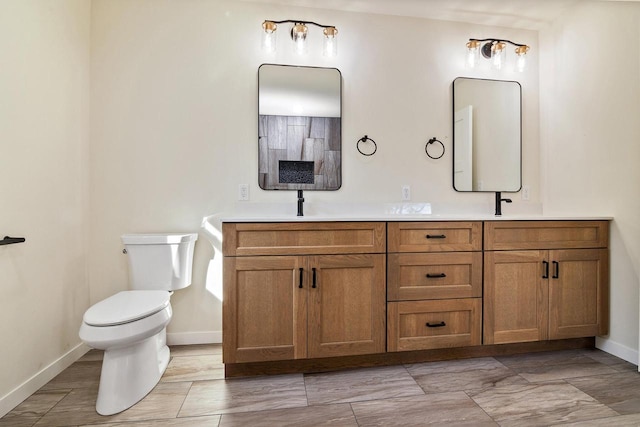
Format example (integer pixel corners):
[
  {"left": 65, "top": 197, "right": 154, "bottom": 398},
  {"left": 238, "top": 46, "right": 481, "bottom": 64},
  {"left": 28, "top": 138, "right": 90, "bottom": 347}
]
[
  {"left": 297, "top": 190, "right": 304, "bottom": 217},
  {"left": 495, "top": 192, "right": 512, "bottom": 216}
]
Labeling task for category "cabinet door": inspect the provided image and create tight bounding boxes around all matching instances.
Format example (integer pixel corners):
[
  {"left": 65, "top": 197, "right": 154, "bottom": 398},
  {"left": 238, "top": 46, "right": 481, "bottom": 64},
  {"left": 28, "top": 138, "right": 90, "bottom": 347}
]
[
  {"left": 549, "top": 249, "right": 609, "bottom": 339},
  {"left": 307, "top": 254, "right": 386, "bottom": 358},
  {"left": 484, "top": 250, "right": 549, "bottom": 344},
  {"left": 223, "top": 256, "right": 307, "bottom": 363}
]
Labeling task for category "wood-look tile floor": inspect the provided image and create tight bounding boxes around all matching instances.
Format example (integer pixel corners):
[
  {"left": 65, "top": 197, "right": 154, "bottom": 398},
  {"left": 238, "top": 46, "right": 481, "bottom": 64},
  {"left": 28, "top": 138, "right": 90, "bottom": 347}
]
[{"left": 2, "top": 345, "right": 640, "bottom": 426}]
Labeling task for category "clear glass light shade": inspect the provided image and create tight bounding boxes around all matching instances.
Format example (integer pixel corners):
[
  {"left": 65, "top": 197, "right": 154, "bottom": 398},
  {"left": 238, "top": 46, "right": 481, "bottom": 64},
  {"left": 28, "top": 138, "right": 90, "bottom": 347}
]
[
  {"left": 262, "top": 31, "right": 277, "bottom": 53},
  {"left": 491, "top": 42, "right": 506, "bottom": 70},
  {"left": 515, "top": 45, "right": 529, "bottom": 72},
  {"left": 516, "top": 53, "right": 526, "bottom": 72},
  {"left": 466, "top": 40, "right": 480, "bottom": 68},
  {"left": 292, "top": 23, "right": 308, "bottom": 55},
  {"left": 466, "top": 39, "right": 530, "bottom": 72},
  {"left": 261, "top": 21, "right": 277, "bottom": 53},
  {"left": 323, "top": 27, "right": 338, "bottom": 57}
]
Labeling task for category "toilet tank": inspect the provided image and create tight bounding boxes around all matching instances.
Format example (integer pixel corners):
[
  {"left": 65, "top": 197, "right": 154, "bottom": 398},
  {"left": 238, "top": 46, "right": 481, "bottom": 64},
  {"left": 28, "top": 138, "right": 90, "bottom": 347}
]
[{"left": 121, "top": 233, "right": 198, "bottom": 291}]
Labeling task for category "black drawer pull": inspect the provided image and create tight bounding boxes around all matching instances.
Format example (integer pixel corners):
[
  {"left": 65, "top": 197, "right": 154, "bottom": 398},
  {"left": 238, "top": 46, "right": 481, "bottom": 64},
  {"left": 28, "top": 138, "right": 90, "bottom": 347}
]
[
  {"left": 299, "top": 268, "right": 303, "bottom": 288},
  {"left": 312, "top": 267, "right": 317, "bottom": 288},
  {"left": 426, "top": 234, "right": 446, "bottom": 239},
  {"left": 426, "top": 273, "right": 447, "bottom": 278},
  {"left": 542, "top": 261, "right": 549, "bottom": 279},
  {"left": 552, "top": 261, "right": 559, "bottom": 279},
  {"left": 426, "top": 321, "right": 446, "bottom": 328}
]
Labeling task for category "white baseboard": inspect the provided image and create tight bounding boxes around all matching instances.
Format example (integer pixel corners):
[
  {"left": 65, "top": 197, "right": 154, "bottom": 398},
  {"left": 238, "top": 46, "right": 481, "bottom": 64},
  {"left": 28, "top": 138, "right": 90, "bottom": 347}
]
[
  {"left": 596, "top": 337, "right": 639, "bottom": 367},
  {"left": 0, "top": 332, "right": 221, "bottom": 417},
  {"left": 0, "top": 343, "right": 90, "bottom": 418},
  {"left": 167, "top": 330, "right": 222, "bottom": 346}
]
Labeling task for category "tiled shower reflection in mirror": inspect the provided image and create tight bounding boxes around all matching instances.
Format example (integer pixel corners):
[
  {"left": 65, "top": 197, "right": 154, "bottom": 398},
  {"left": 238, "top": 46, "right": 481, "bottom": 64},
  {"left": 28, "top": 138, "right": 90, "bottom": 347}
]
[{"left": 258, "top": 64, "right": 342, "bottom": 190}]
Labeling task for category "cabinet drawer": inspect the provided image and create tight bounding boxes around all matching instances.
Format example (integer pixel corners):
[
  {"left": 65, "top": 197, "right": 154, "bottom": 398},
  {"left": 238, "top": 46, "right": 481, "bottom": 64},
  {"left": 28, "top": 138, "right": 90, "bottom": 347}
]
[
  {"left": 485, "top": 221, "right": 609, "bottom": 250},
  {"left": 388, "top": 252, "right": 482, "bottom": 301},
  {"left": 223, "top": 222, "right": 386, "bottom": 256},
  {"left": 388, "top": 222, "right": 482, "bottom": 252},
  {"left": 388, "top": 299, "right": 481, "bottom": 352}
]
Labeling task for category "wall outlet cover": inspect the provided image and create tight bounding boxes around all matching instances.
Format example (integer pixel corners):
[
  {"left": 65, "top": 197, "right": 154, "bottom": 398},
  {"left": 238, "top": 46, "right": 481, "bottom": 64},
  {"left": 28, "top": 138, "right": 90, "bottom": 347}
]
[
  {"left": 238, "top": 184, "right": 249, "bottom": 201},
  {"left": 402, "top": 185, "right": 411, "bottom": 201}
]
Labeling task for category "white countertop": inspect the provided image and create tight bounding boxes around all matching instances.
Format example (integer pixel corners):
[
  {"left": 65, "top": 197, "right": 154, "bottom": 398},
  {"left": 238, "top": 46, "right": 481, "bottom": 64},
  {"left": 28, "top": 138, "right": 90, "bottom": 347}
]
[{"left": 204, "top": 202, "right": 612, "bottom": 224}]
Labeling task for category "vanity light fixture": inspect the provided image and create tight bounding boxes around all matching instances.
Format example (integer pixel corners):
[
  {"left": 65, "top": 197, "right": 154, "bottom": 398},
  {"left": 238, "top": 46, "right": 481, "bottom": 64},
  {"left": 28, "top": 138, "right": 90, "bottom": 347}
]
[
  {"left": 466, "top": 38, "right": 530, "bottom": 72},
  {"left": 262, "top": 20, "right": 338, "bottom": 57}
]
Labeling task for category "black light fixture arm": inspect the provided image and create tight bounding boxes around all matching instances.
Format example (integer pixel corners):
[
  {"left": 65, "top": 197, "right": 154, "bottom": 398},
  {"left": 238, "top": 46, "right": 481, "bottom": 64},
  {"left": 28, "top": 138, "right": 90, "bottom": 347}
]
[
  {"left": 265, "top": 19, "right": 335, "bottom": 30},
  {"left": 468, "top": 38, "right": 528, "bottom": 48},
  {"left": 468, "top": 37, "right": 530, "bottom": 61}
]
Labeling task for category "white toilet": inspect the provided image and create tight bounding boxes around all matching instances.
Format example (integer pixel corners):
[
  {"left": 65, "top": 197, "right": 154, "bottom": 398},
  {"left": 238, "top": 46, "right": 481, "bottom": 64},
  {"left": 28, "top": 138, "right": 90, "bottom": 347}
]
[{"left": 79, "top": 233, "right": 197, "bottom": 415}]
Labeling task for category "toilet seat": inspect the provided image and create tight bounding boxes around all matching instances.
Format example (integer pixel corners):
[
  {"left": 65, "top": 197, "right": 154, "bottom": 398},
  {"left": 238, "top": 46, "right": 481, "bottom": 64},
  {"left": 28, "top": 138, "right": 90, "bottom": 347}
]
[{"left": 84, "top": 290, "right": 170, "bottom": 327}]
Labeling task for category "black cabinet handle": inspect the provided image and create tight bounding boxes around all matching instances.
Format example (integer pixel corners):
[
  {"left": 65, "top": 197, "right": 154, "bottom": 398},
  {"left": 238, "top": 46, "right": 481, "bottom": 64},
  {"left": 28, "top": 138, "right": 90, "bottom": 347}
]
[
  {"left": 426, "top": 234, "right": 446, "bottom": 239},
  {"left": 312, "top": 268, "right": 317, "bottom": 288},
  {"left": 299, "top": 268, "right": 303, "bottom": 288},
  {"left": 552, "top": 261, "right": 559, "bottom": 279},
  {"left": 426, "top": 273, "right": 447, "bottom": 278},
  {"left": 426, "top": 321, "right": 446, "bottom": 328},
  {"left": 0, "top": 236, "right": 26, "bottom": 246},
  {"left": 542, "top": 261, "right": 549, "bottom": 279}
]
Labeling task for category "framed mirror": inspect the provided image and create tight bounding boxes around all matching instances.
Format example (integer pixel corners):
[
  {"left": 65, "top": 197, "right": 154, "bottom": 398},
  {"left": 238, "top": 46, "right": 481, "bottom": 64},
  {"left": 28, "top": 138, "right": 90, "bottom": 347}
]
[
  {"left": 452, "top": 77, "right": 522, "bottom": 192},
  {"left": 258, "top": 64, "right": 342, "bottom": 190}
]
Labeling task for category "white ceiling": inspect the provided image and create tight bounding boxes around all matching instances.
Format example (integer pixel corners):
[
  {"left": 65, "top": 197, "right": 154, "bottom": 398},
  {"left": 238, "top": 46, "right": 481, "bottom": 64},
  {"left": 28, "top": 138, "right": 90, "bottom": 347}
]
[{"left": 246, "top": 0, "right": 634, "bottom": 30}]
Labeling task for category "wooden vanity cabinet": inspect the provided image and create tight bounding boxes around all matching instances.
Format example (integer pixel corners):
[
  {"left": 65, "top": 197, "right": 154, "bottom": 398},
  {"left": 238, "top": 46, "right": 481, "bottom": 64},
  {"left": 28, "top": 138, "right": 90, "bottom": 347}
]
[
  {"left": 387, "top": 222, "right": 483, "bottom": 351},
  {"left": 222, "top": 222, "right": 386, "bottom": 364},
  {"left": 483, "top": 221, "right": 609, "bottom": 345},
  {"left": 222, "top": 218, "right": 610, "bottom": 376}
]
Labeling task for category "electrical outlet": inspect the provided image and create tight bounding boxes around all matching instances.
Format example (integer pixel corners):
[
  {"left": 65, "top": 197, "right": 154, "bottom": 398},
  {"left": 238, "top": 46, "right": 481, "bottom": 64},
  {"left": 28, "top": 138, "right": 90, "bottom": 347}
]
[
  {"left": 522, "top": 185, "right": 530, "bottom": 201},
  {"left": 402, "top": 185, "right": 411, "bottom": 201},
  {"left": 238, "top": 184, "right": 249, "bottom": 201}
]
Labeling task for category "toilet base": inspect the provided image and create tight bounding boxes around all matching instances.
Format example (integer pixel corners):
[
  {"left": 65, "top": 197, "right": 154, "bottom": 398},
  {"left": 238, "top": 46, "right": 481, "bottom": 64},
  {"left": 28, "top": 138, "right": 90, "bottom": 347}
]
[{"left": 96, "top": 329, "right": 170, "bottom": 415}]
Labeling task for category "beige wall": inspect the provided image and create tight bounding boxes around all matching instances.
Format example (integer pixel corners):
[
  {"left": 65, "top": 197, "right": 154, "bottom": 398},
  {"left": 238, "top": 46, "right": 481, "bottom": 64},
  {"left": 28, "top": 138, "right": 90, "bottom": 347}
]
[
  {"left": 89, "top": 0, "right": 540, "bottom": 345},
  {"left": 18, "top": 0, "right": 640, "bottom": 415},
  {"left": 0, "top": 0, "right": 91, "bottom": 415},
  {"left": 540, "top": 1, "right": 640, "bottom": 364}
]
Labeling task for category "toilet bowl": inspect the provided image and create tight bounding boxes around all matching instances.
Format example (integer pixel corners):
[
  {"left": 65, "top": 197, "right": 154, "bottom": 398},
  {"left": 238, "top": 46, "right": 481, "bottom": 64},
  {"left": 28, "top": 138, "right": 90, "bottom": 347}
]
[
  {"left": 80, "top": 291, "right": 172, "bottom": 349},
  {"left": 79, "top": 233, "right": 197, "bottom": 416}
]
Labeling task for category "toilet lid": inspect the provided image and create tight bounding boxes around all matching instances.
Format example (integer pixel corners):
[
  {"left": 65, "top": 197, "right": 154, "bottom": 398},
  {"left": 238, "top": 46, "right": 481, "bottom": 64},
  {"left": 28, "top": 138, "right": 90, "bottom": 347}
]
[{"left": 84, "top": 290, "right": 170, "bottom": 327}]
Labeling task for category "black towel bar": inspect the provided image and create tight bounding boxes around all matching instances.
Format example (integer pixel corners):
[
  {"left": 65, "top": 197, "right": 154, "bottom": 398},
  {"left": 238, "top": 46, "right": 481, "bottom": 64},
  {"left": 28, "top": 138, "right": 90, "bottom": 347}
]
[{"left": 1, "top": 236, "right": 26, "bottom": 246}]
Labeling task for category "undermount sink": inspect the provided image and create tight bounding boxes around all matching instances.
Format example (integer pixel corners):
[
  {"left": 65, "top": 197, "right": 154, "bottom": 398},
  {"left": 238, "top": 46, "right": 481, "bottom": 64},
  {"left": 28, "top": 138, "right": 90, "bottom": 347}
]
[
  {"left": 383, "top": 203, "right": 432, "bottom": 215},
  {"left": 301, "top": 202, "right": 432, "bottom": 217},
  {"left": 203, "top": 202, "right": 433, "bottom": 222}
]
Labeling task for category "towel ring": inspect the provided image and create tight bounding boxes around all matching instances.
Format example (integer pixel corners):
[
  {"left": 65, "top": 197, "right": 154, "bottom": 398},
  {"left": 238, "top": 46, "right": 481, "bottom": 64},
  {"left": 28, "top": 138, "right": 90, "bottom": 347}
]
[
  {"left": 357, "top": 135, "right": 377, "bottom": 156},
  {"left": 425, "top": 137, "right": 445, "bottom": 160}
]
